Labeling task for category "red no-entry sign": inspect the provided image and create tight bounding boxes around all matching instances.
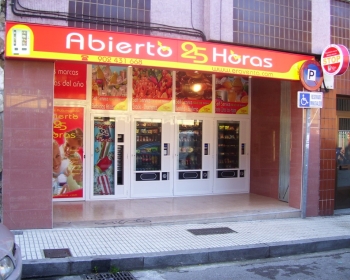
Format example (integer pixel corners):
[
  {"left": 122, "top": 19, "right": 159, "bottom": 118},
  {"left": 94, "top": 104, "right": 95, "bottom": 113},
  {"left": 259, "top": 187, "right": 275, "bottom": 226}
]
[{"left": 321, "top": 44, "right": 350, "bottom": 76}]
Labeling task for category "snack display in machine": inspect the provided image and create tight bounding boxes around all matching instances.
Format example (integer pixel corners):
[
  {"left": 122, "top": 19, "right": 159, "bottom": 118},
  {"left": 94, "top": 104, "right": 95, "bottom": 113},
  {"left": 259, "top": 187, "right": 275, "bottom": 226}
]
[
  {"left": 178, "top": 120, "right": 202, "bottom": 170},
  {"left": 135, "top": 121, "right": 162, "bottom": 171},
  {"left": 217, "top": 121, "right": 239, "bottom": 169}
]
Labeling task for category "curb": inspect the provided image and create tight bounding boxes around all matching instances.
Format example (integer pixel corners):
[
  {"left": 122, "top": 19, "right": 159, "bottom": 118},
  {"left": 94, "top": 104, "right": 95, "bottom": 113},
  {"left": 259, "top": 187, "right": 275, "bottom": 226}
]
[{"left": 22, "top": 236, "right": 350, "bottom": 279}]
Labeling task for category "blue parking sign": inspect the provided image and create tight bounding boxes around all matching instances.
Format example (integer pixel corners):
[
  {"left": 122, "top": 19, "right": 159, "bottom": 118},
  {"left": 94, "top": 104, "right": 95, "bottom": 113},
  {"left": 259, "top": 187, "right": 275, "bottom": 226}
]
[
  {"left": 299, "top": 61, "right": 324, "bottom": 91},
  {"left": 297, "top": 91, "right": 323, "bottom": 108}
]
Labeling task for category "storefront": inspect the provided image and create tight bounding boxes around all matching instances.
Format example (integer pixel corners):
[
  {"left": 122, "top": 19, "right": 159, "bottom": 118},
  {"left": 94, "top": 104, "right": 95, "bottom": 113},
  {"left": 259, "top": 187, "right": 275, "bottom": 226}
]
[
  {"left": 4, "top": 21, "right": 316, "bottom": 228},
  {"left": 53, "top": 61, "right": 252, "bottom": 201}
]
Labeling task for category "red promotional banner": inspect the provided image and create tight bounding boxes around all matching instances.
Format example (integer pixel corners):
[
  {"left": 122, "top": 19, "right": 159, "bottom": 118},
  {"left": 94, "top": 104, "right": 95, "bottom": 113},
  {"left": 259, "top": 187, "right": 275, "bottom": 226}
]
[
  {"left": 175, "top": 71, "right": 212, "bottom": 113},
  {"left": 54, "top": 62, "right": 87, "bottom": 100},
  {"left": 91, "top": 65, "right": 128, "bottom": 110},
  {"left": 215, "top": 75, "right": 249, "bottom": 114},
  {"left": 5, "top": 22, "right": 314, "bottom": 80},
  {"left": 53, "top": 106, "right": 84, "bottom": 199},
  {"left": 132, "top": 68, "right": 172, "bottom": 111}
]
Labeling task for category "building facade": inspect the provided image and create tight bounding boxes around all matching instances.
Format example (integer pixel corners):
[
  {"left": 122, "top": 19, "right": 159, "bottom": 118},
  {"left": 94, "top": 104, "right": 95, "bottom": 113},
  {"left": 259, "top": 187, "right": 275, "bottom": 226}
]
[{"left": 2, "top": 0, "right": 350, "bottom": 229}]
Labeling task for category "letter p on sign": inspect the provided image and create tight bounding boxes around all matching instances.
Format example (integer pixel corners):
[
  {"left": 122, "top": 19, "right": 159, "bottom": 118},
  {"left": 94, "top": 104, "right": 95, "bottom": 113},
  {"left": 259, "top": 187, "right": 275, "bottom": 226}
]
[{"left": 307, "top": 69, "right": 316, "bottom": 81}]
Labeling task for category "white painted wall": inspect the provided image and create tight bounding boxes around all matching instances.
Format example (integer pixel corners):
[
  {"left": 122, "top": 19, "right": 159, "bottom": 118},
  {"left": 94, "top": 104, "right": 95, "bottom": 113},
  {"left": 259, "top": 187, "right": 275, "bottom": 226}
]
[
  {"left": 312, "top": 0, "right": 330, "bottom": 54},
  {"left": 150, "top": 0, "right": 204, "bottom": 40},
  {"left": 203, "top": 0, "right": 233, "bottom": 42},
  {"left": 312, "top": 0, "right": 333, "bottom": 89},
  {"left": 151, "top": 0, "right": 233, "bottom": 42}
]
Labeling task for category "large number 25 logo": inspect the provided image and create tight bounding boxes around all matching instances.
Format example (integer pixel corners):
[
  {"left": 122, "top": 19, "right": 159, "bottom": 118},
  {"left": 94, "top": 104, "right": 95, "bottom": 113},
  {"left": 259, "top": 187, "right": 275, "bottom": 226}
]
[
  {"left": 53, "top": 120, "right": 67, "bottom": 130},
  {"left": 181, "top": 42, "right": 208, "bottom": 63}
]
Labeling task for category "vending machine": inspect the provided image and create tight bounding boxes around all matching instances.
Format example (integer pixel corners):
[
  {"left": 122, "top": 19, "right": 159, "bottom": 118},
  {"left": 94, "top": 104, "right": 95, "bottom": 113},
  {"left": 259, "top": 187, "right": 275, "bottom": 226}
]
[
  {"left": 131, "top": 117, "right": 174, "bottom": 197},
  {"left": 214, "top": 119, "right": 250, "bottom": 194},
  {"left": 174, "top": 118, "right": 213, "bottom": 195}
]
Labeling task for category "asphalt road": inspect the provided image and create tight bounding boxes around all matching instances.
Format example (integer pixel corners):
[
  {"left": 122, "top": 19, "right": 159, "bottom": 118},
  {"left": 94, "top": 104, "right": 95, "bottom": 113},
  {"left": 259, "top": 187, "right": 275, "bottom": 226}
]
[
  {"left": 25, "top": 248, "right": 350, "bottom": 279},
  {"left": 132, "top": 248, "right": 350, "bottom": 280}
]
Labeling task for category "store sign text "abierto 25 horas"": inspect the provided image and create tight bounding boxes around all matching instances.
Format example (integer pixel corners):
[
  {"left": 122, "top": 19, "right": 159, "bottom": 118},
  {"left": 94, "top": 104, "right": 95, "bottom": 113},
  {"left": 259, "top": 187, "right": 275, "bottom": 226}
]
[
  {"left": 65, "top": 33, "right": 274, "bottom": 68},
  {"left": 5, "top": 22, "right": 314, "bottom": 80}
]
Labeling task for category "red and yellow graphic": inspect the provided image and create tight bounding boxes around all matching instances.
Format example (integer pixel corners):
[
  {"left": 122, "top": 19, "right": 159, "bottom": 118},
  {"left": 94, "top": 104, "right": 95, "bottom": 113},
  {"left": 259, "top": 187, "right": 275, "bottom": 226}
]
[
  {"left": 132, "top": 68, "right": 172, "bottom": 111},
  {"left": 5, "top": 22, "right": 315, "bottom": 80},
  {"left": 54, "top": 62, "right": 87, "bottom": 100},
  {"left": 215, "top": 75, "right": 249, "bottom": 114},
  {"left": 91, "top": 65, "right": 128, "bottom": 110},
  {"left": 53, "top": 107, "right": 84, "bottom": 199},
  {"left": 175, "top": 71, "right": 212, "bottom": 113},
  {"left": 321, "top": 44, "right": 350, "bottom": 76}
]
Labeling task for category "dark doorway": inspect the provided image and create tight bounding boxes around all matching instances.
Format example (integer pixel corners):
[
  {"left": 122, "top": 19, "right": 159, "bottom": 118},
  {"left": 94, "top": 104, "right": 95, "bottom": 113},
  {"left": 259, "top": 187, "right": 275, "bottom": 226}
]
[{"left": 335, "top": 108, "right": 350, "bottom": 209}]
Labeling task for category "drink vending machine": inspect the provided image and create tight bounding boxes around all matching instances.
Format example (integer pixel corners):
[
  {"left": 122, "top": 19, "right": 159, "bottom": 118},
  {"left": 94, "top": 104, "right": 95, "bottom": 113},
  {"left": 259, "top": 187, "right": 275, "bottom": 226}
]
[
  {"left": 174, "top": 119, "right": 213, "bottom": 196},
  {"left": 135, "top": 121, "right": 162, "bottom": 171},
  {"left": 178, "top": 121, "right": 202, "bottom": 170},
  {"left": 217, "top": 121, "right": 239, "bottom": 170},
  {"left": 214, "top": 119, "right": 250, "bottom": 194},
  {"left": 131, "top": 117, "right": 173, "bottom": 197}
]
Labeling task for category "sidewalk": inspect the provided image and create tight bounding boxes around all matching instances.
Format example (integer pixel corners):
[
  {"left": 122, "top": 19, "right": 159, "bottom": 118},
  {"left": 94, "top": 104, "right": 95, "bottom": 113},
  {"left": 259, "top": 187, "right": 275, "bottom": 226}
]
[{"left": 16, "top": 214, "right": 350, "bottom": 279}]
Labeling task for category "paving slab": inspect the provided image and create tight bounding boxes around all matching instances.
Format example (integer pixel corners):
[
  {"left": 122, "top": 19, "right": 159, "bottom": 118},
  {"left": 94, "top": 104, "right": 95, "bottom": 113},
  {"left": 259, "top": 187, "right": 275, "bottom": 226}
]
[{"left": 15, "top": 215, "right": 350, "bottom": 279}]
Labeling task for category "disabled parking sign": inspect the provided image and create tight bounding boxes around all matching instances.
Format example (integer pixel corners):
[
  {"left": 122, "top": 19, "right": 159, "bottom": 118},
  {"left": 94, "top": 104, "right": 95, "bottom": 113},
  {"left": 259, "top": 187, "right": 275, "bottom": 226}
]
[{"left": 297, "top": 91, "right": 323, "bottom": 108}]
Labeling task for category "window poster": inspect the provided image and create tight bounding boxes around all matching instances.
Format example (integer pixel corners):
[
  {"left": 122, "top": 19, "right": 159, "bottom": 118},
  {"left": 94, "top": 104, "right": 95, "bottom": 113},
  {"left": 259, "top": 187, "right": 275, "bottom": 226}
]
[
  {"left": 53, "top": 106, "right": 84, "bottom": 198},
  {"left": 175, "top": 71, "right": 212, "bottom": 113},
  {"left": 91, "top": 65, "right": 128, "bottom": 110},
  {"left": 54, "top": 62, "right": 87, "bottom": 100},
  {"left": 132, "top": 68, "right": 173, "bottom": 111},
  {"left": 93, "top": 117, "right": 115, "bottom": 196},
  {"left": 215, "top": 75, "right": 249, "bottom": 114}
]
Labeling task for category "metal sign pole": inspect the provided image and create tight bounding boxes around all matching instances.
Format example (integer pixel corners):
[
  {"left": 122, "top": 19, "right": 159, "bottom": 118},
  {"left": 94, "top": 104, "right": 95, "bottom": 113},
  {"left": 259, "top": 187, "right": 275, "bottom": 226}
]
[
  {"left": 298, "top": 57, "right": 324, "bottom": 218},
  {"left": 301, "top": 108, "right": 311, "bottom": 219}
]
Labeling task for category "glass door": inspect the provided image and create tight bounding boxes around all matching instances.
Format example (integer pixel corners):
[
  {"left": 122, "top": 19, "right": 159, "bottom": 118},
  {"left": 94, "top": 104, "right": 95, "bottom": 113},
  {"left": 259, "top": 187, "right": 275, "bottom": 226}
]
[{"left": 336, "top": 118, "right": 350, "bottom": 209}]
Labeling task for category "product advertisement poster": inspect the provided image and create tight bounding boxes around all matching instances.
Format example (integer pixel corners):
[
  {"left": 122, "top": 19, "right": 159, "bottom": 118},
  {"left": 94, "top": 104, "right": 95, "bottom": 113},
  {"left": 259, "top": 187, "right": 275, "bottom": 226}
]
[
  {"left": 132, "top": 68, "right": 173, "bottom": 111},
  {"left": 53, "top": 106, "right": 84, "bottom": 198},
  {"left": 215, "top": 75, "right": 249, "bottom": 114},
  {"left": 175, "top": 71, "right": 212, "bottom": 113},
  {"left": 91, "top": 65, "right": 128, "bottom": 110},
  {"left": 93, "top": 117, "right": 115, "bottom": 196},
  {"left": 54, "top": 62, "right": 87, "bottom": 100}
]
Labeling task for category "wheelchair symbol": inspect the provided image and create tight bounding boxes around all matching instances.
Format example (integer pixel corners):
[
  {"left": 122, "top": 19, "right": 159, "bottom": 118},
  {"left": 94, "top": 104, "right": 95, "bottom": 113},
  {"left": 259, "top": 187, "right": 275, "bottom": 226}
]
[{"left": 300, "top": 94, "right": 309, "bottom": 106}]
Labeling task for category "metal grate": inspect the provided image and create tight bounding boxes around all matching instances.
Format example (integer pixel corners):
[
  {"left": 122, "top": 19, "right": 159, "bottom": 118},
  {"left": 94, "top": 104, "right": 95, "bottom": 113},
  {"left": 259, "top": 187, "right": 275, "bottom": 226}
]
[
  {"left": 339, "top": 118, "right": 350, "bottom": 130},
  {"left": 337, "top": 97, "right": 350, "bottom": 112},
  {"left": 187, "top": 227, "right": 236, "bottom": 236},
  {"left": 84, "top": 272, "right": 136, "bottom": 280},
  {"left": 43, "top": 248, "right": 72, "bottom": 258}
]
